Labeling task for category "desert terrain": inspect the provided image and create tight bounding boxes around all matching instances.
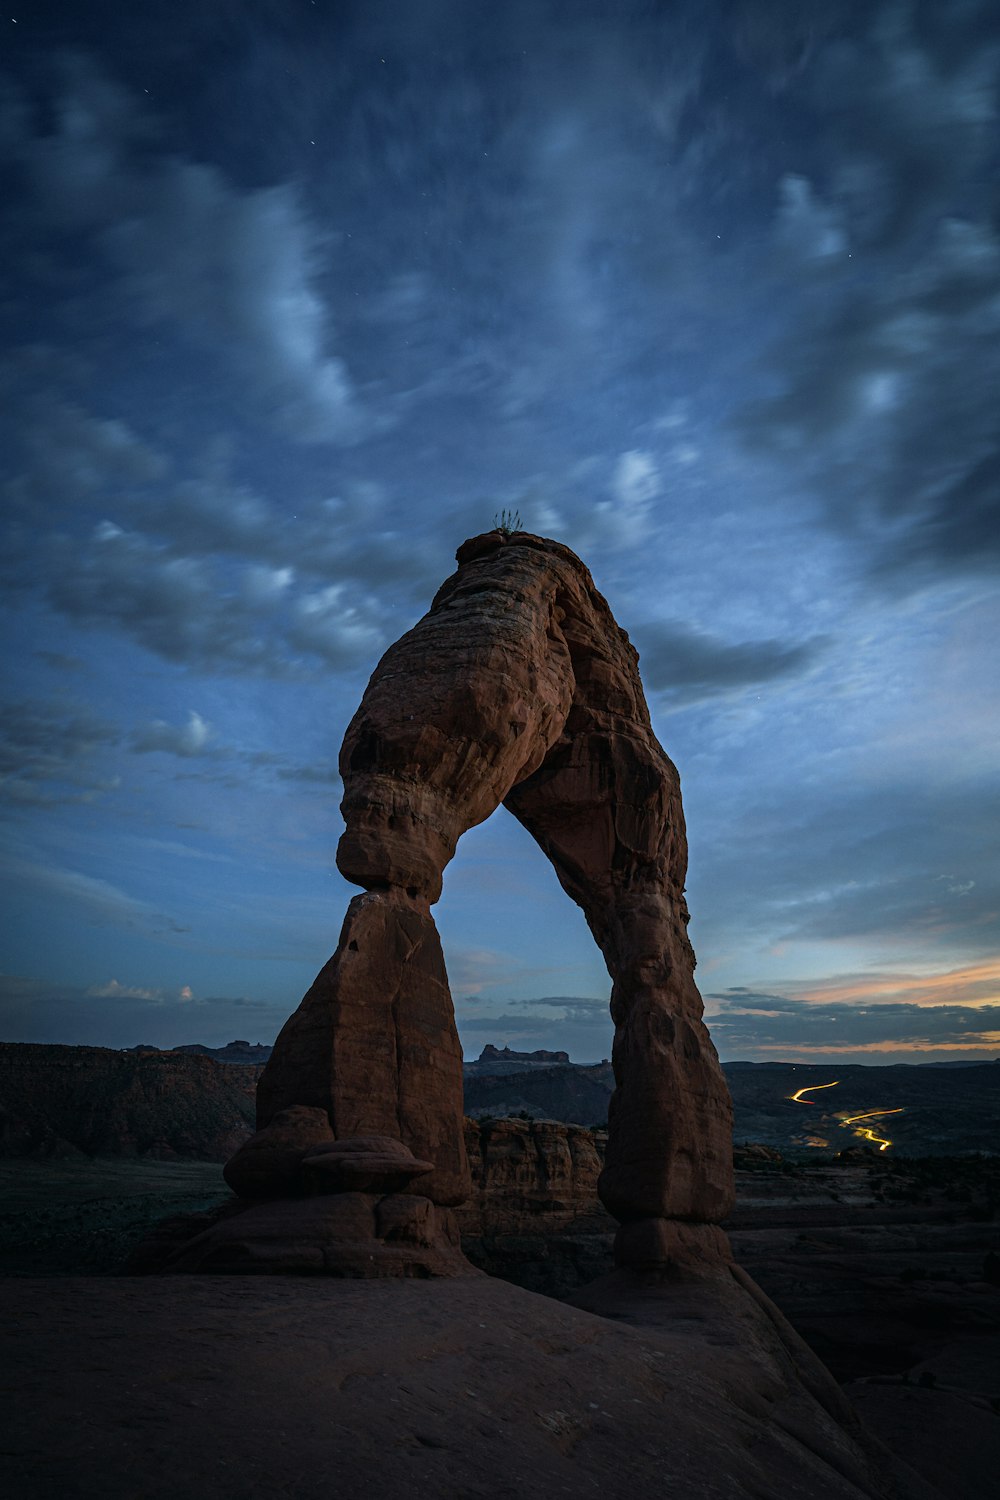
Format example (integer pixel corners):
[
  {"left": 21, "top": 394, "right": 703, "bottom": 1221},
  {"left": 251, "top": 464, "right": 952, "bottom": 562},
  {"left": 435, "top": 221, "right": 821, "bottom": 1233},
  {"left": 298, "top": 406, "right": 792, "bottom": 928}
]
[{"left": 1, "top": 1044, "right": 997, "bottom": 1497}]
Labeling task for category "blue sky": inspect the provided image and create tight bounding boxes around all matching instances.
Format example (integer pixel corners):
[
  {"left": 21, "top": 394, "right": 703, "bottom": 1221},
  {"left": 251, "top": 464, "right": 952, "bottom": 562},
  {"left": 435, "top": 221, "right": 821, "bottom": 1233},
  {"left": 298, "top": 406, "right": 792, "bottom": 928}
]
[{"left": 2, "top": 0, "right": 998, "bottom": 1063}]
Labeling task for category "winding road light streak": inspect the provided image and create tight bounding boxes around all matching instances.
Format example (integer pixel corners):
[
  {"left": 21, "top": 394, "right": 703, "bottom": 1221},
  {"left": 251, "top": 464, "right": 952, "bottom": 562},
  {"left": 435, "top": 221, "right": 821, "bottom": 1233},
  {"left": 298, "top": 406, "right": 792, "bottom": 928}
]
[
  {"left": 838, "top": 1108, "right": 905, "bottom": 1152},
  {"left": 788, "top": 1081, "right": 841, "bottom": 1103},
  {"left": 788, "top": 1082, "right": 905, "bottom": 1152},
  {"left": 840, "top": 1108, "right": 905, "bottom": 1125}
]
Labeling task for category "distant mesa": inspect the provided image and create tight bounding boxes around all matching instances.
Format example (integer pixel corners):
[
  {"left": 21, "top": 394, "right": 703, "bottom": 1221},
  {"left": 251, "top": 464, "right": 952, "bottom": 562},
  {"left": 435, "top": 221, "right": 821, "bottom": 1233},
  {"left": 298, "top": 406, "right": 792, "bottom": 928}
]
[
  {"left": 478, "top": 1044, "right": 570, "bottom": 1064},
  {"left": 124, "top": 1040, "right": 274, "bottom": 1065},
  {"left": 173, "top": 1040, "right": 273, "bottom": 1065}
]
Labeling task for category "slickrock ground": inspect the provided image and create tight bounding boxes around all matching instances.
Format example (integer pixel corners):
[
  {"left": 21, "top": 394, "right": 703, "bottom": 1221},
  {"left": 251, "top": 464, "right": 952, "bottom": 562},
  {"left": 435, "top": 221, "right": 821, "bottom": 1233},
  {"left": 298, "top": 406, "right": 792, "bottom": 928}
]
[
  {"left": 2, "top": 1152, "right": 997, "bottom": 1495},
  {"left": 0, "top": 1273, "right": 933, "bottom": 1500}
]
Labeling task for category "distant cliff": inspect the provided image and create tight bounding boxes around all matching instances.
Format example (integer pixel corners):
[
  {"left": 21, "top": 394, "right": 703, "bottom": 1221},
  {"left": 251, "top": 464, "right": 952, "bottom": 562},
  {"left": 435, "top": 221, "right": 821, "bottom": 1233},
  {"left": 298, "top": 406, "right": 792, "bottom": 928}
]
[
  {"left": 0, "top": 1043, "right": 259, "bottom": 1161},
  {"left": 458, "top": 1117, "right": 615, "bottom": 1293}
]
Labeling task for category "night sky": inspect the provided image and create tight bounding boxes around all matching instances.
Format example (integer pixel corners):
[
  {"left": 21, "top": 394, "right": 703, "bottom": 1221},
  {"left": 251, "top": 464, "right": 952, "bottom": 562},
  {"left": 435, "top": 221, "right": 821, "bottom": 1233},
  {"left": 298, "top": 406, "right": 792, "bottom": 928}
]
[{"left": 2, "top": 1, "right": 998, "bottom": 1064}]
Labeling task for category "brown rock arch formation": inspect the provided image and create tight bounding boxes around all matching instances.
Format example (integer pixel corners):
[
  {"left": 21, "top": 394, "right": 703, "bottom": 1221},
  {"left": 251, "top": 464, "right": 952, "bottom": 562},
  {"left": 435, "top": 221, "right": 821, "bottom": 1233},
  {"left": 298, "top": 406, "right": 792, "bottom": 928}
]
[{"left": 254, "top": 531, "right": 734, "bottom": 1263}]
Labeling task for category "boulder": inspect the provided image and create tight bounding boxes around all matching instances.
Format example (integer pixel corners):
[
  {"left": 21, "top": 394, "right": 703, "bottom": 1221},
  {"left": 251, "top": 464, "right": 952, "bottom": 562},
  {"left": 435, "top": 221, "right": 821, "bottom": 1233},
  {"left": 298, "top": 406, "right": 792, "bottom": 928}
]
[{"left": 222, "top": 1105, "right": 335, "bottom": 1197}]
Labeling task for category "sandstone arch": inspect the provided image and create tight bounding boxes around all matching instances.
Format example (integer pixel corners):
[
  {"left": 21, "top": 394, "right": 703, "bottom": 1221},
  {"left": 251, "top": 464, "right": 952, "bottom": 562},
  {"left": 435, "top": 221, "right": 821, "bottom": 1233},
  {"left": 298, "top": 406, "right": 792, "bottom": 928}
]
[{"left": 254, "top": 531, "right": 734, "bottom": 1263}]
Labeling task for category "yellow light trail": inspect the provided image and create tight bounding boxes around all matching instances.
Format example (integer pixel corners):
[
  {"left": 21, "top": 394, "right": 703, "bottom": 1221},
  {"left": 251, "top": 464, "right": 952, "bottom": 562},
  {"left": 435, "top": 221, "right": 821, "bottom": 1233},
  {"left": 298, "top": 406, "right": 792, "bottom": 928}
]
[
  {"left": 840, "top": 1108, "right": 905, "bottom": 1125},
  {"left": 788, "top": 1080, "right": 840, "bottom": 1103},
  {"left": 838, "top": 1107, "right": 905, "bottom": 1152},
  {"left": 787, "top": 1084, "right": 905, "bottom": 1152}
]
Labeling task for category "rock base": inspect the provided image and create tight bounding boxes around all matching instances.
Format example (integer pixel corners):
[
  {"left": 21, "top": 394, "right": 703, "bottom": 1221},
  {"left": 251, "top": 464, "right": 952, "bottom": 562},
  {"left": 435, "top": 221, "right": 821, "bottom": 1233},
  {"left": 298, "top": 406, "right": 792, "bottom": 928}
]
[
  {"left": 614, "top": 1218, "right": 733, "bottom": 1275},
  {"left": 133, "top": 1192, "right": 479, "bottom": 1278}
]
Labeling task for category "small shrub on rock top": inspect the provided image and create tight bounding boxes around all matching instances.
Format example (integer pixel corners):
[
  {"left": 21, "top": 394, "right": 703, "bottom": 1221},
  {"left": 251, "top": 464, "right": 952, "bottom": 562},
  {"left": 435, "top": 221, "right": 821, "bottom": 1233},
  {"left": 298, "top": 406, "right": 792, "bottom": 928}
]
[{"left": 493, "top": 508, "right": 522, "bottom": 536}]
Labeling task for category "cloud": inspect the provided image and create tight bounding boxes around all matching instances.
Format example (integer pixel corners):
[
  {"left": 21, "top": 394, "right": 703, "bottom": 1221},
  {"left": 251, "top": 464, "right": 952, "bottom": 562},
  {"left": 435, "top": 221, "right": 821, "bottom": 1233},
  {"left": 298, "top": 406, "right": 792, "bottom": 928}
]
[
  {"left": 707, "top": 960, "right": 1000, "bottom": 1058},
  {"left": 736, "top": 4, "right": 1000, "bottom": 587},
  {"left": 0, "top": 853, "right": 185, "bottom": 934},
  {"left": 633, "top": 620, "right": 824, "bottom": 703},
  {"left": 0, "top": 699, "right": 120, "bottom": 807},
  {"left": 709, "top": 991, "right": 1000, "bottom": 1056},
  {"left": 597, "top": 450, "right": 660, "bottom": 547},
  {"left": 287, "top": 584, "right": 386, "bottom": 670},
  {"left": 460, "top": 995, "right": 610, "bottom": 1026},
  {"left": 8, "top": 55, "right": 364, "bottom": 444},
  {"left": 42, "top": 521, "right": 387, "bottom": 676},
  {"left": 86, "top": 979, "right": 163, "bottom": 1001},
  {"left": 131, "top": 710, "right": 213, "bottom": 757},
  {"left": 759, "top": 960, "right": 1000, "bottom": 1011},
  {"left": 6, "top": 398, "right": 167, "bottom": 519},
  {"left": 0, "top": 972, "right": 289, "bottom": 1049},
  {"left": 774, "top": 174, "right": 847, "bottom": 262}
]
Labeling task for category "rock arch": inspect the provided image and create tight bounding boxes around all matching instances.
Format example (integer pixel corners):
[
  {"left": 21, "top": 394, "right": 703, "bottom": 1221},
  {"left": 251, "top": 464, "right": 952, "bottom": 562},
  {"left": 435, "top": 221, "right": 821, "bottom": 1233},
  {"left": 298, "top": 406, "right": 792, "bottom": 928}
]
[{"left": 253, "top": 531, "right": 734, "bottom": 1264}]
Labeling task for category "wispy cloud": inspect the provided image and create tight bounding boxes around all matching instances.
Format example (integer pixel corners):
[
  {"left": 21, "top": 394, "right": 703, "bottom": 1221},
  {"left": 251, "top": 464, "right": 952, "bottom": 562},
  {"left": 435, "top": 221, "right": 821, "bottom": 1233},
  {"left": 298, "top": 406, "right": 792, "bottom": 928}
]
[
  {"left": 0, "top": 854, "right": 185, "bottom": 934},
  {"left": 7, "top": 56, "right": 364, "bottom": 444},
  {"left": 132, "top": 710, "right": 213, "bottom": 757},
  {"left": 634, "top": 620, "right": 825, "bottom": 704},
  {"left": 0, "top": 700, "right": 120, "bottom": 807}
]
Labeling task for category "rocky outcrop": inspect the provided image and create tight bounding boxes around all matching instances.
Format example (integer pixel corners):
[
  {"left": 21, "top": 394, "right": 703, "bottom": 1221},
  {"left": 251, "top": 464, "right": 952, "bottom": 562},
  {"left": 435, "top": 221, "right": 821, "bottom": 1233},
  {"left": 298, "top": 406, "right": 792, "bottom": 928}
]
[
  {"left": 155, "top": 1190, "right": 470, "bottom": 1278},
  {"left": 458, "top": 1117, "right": 616, "bottom": 1295},
  {"left": 222, "top": 1104, "right": 335, "bottom": 1196},
  {"left": 252, "top": 530, "right": 733, "bottom": 1274},
  {"left": 461, "top": 1117, "right": 612, "bottom": 1234}
]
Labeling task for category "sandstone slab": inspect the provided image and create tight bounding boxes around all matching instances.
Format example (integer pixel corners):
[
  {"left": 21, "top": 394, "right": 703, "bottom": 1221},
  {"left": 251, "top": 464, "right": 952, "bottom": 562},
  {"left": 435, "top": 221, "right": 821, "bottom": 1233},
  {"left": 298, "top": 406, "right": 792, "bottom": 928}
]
[{"left": 301, "top": 1136, "right": 434, "bottom": 1195}]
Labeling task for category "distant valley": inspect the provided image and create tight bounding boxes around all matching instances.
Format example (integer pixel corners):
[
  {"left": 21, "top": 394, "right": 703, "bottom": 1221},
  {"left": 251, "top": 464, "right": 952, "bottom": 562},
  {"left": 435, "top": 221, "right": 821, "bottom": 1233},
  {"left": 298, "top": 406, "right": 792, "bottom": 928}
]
[{"left": 1, "top": 1040, "right": 997, "bottom": 1160}]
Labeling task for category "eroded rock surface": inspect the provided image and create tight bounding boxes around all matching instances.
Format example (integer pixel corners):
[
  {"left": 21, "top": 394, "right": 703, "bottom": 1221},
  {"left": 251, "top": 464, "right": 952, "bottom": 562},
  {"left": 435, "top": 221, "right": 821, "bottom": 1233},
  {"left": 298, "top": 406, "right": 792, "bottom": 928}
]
[
  {"left": 245, "top": 530, "right": 734, "bottom": 1270},
  {"left": 461, "top": 1117, "right": 610, "bottom": 1235},
  {"left": 159, "top": 1191, "right": 471, "bottom": 1278},
  {"left": 256, "top": 892, "right": 468, "bottom": 1207}
]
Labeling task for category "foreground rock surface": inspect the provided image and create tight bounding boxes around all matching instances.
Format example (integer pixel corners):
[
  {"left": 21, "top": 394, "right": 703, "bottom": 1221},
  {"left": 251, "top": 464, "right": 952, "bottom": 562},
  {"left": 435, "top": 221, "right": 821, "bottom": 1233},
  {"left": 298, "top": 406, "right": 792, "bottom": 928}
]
[{"left": 0, "top": 1274, "right": 933, "bottom": 1500}]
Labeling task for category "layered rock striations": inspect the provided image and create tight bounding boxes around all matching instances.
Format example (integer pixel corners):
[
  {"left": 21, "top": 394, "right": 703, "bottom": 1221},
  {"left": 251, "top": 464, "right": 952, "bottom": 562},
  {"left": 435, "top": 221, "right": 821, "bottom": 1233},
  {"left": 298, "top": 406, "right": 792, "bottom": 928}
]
[{"left": 246, "top": 529, "right": 733, "bottom": 1273}]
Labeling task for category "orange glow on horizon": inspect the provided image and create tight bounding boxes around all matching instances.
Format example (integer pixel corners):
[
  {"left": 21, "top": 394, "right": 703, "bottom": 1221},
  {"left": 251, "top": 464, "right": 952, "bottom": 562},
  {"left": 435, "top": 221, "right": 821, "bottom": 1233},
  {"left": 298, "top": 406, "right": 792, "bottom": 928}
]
[
  {"left": 789, "top": 958, "right": 1000, "bottom": 1009},
  {"left": 748, "top": 1038, "right": 1000, "bottom": 1056}
]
